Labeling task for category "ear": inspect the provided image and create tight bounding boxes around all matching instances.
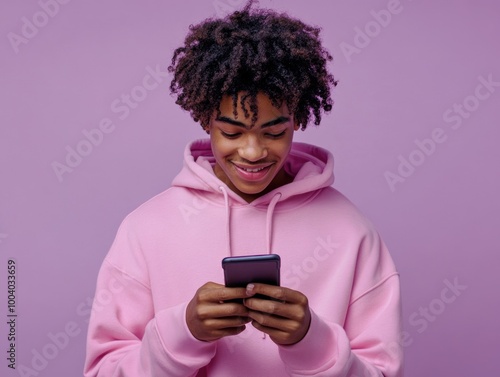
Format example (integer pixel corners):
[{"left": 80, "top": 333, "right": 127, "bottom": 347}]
[{"left": 294, "top": 122, "right": 300, "bottom": 131}]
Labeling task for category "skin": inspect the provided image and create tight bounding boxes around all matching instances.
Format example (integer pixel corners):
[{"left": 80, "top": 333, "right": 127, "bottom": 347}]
[
  {"left": 186, "top": 282, "right": 311, "bottom": 345},
  {"left": 208, "top": 92, "right": 300, "bottom": 203},
  {"left": 186, "top": 92, "right": 312, "bottom": 346}
]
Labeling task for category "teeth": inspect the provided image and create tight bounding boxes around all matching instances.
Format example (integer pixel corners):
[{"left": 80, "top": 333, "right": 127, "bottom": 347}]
[
  {"left": 245, "top": 167, "right": 265, "bottom": 172},
  {"left": 241, "top": 166, "right": 266, "bottom": 172}
]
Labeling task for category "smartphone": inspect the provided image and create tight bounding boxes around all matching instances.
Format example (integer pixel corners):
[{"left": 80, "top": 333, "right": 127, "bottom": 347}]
[{"left": 222, "top": 254, "right": 281, "bottom": 288}]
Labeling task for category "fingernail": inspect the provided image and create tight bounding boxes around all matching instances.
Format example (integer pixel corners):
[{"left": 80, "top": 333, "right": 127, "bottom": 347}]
[{"left": 246, "top": 283, "right": 255, "bottom": 296}]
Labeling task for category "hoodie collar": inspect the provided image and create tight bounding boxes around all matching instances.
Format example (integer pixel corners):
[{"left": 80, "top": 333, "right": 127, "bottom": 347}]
[
  {"left": 171, "top": 138, "right": 334, "bottom": 256},
  {"left": 171, "top": 138, "right": 334, "bottom": 207}
]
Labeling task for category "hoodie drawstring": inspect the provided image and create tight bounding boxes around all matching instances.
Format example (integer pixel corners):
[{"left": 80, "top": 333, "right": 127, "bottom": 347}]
[
  {"left": 266, "top": 193, "right": 282, "bottom": 254},
  {"left": 219, "top": 186, "right": 232, "bottom": 256},
  {"left": 218, "top": 188, "right": 283, "bottom": 256}
]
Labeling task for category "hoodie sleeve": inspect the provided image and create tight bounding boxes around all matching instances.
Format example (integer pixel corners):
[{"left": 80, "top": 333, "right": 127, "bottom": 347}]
[
  {"left": 83, "top": 218, "right": 217, "bottom": 377},
  {"left": 278, "top": 228, "right": 404, "bottom": 377}
]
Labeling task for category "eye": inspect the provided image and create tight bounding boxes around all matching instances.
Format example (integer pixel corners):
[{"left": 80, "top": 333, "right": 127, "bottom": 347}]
[
  {"left": 266, "top": 130, "right": 287, "bottom": 138},
  {"left": 220, "top": 130, "right": 241, "bottom": 138}
]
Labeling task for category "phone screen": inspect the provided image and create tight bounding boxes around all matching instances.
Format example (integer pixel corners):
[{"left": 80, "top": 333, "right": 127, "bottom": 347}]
[{"left": 222, "top": 254, "right": 281, "bottom": 288}]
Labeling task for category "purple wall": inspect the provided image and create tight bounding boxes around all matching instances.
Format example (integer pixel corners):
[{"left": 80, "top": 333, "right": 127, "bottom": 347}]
[{"left": 1, "top": 0, "right": 498, "bottom": 376}]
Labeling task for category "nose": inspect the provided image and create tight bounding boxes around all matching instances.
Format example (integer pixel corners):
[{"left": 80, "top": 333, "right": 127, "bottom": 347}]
[{"left": 238, "top": 135, "right": 268, "bottom": 162}]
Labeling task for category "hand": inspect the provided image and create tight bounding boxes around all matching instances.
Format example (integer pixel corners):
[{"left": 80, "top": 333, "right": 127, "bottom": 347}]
[
  {"left": 186, "top": 282, "right": 251, "bottom": 342},
  {"left": 243, "top": 283, "right": 311, "bottom": 346}
]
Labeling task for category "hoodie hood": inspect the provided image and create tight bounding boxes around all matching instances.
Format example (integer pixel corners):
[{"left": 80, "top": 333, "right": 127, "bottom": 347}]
[
  {"left": 171, "top": 138, "right": 335, "bottom": 207},
  {"left": 171, "top": 139, "right": 335, "bottom": 257}
]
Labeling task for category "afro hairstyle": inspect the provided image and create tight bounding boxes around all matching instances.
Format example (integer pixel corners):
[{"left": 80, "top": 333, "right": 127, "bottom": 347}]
[{"left": 168, "top": 0, "right": 337, "bottom": 130}]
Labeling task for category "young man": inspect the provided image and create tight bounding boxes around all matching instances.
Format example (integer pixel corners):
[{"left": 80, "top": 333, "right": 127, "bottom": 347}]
[{"left": 84, "top": 2, "right": 403, "bottom": 376}]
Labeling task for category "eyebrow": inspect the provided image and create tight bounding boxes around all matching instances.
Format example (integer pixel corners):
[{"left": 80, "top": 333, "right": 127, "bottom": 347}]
[{"left": 215, "top": 115, "right": 290, "bottom": 129}]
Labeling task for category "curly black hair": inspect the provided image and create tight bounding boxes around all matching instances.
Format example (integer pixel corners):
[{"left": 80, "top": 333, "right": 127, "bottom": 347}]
[{"left": 168, "top": 0, "right": 337, "bottom": 130}]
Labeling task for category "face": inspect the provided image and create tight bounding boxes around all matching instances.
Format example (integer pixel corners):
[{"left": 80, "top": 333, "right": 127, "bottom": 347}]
[{"left": 207, "top": 92, "right": 300, "bottom": 203}]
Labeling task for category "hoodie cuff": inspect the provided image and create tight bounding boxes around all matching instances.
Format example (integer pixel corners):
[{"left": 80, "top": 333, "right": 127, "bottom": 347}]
[
  {"left": 278, "top": 310, "right": 349, "bottom": 373},
  {"left": 154, "top": 302, "right": 217, "bottom": 365}
]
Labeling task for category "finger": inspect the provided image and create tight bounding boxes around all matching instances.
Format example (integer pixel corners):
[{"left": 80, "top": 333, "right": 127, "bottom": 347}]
[
  {"left": 199, "top": 286, "right": 249, "bottom": 303},
  {"left": 244, "top": 299, "right": 307, "bottom": 322},
  {"left": 249, "top": 320, "right": 302, "bottom": 345},
  {"left": 243, "top": 297, "right": 289, "bottom": 317},
  {"left": 200, "top": 322, "right": 249, "bottom": 341},
  {"left": 247, "top": 310, "right": 302, "bottom": 333},
  {"left": 195, "top": 301, "right": 249, "bottom": 320},
  {"left": 246, "top": 284, "right": 307, "bottom": 306},
  {"left": 203, "top": 316, "right": 252, "bottom": 330},
  {"left": 218, "top": 287, "right": 250, "bottom": 301},
  {"left": 244, "top": 298, "right": 310, "bottom": 323}
]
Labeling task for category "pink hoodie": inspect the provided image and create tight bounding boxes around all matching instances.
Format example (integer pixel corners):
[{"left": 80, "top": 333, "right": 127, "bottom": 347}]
[{"left": 84, "top": 139, "right": 403, "bottom": 377}]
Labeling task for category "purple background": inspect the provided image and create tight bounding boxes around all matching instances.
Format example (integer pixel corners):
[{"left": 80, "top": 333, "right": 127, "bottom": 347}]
[{"left": 1, "top": 0, "right": 499, "bottom": 376}]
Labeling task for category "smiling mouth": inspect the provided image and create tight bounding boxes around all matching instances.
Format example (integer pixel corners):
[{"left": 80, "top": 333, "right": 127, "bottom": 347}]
[
  {"left": 232, "top": 163, "right": 274, "bottom": 172},
  {"left": 239, "top": 166, "right": 267, "bottom": 172},
  {"left": 231, "top": 162, "right": 275, "bottom": 180}
]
